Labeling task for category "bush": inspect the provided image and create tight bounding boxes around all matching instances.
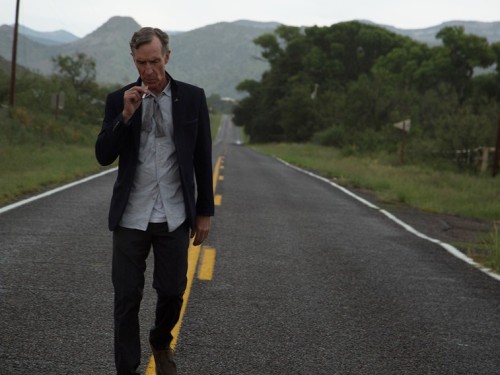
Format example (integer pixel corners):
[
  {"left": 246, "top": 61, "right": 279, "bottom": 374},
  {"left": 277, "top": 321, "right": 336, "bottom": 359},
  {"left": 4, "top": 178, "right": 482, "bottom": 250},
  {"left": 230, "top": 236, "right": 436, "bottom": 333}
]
[{"left": 312, "top": 125, "right": 353, "bottom": 147}]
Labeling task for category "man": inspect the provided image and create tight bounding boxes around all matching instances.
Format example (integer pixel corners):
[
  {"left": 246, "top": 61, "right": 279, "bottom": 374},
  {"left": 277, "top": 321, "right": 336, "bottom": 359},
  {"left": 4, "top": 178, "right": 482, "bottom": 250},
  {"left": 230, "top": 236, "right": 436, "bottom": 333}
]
[{"left": 95, "top": 27, "right": 214, "bottom": 375}]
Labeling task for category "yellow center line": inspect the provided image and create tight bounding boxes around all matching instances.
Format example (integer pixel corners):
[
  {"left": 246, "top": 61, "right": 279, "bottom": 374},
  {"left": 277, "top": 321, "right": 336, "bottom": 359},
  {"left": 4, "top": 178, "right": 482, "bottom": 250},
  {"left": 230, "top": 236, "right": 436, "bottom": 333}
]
[
  {"left": 145, "top": 156, "right": 223, "bottom": 374},
  {"left": 213, "top": 156, "right": 223, "bottom": 192},
  {"left": 198, "top": 247, "right": 216, "bottom": 281},
  {"left": 214, "top": 194, "right": 222, "bottom": 206}
]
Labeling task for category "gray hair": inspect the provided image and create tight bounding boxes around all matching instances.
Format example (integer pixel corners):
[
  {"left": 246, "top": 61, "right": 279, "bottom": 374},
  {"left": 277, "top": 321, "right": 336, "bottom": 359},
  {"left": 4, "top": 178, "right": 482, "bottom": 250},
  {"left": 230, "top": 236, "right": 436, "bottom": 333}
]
[{"left": 129, "top": 27, "right": 170, "bottom": 54}]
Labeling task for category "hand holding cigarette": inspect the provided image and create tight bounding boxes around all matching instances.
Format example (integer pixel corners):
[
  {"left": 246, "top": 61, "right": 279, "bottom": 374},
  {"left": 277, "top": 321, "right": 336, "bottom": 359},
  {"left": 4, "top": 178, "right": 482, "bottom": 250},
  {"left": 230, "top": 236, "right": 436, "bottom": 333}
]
[{"left": 122, "top": 85, "right": 149, "bottom": 123}]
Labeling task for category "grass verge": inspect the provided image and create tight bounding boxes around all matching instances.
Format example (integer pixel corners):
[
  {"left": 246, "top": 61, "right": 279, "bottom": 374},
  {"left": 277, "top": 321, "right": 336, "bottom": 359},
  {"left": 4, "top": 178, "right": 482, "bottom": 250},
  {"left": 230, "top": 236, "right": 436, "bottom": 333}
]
[{"left": 0, "top": 144, "right": 106, "bottom": 205}]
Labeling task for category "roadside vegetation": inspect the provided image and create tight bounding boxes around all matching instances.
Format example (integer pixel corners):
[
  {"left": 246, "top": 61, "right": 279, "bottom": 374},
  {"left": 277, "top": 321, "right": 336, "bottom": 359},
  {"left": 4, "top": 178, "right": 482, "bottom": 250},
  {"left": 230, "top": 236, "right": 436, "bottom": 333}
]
[
  {"left": 232, "top": 22, "right": 500, "bottom": 273},
  {"left": 0, "top": 106, "right": 103, "bottom": 205},
  {"left": 233, "top": 22, "right": 500, "bottom": 158}
]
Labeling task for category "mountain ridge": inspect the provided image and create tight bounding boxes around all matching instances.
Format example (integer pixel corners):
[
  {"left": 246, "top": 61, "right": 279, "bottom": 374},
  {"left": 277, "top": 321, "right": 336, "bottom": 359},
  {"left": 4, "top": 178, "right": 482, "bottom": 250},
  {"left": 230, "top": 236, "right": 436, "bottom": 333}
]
[
  {"left": 1, "top": 17, "right": 499, "bottom": 98},
  {"left": 17, "top": 25, "right": 79, "bottom": 45}
]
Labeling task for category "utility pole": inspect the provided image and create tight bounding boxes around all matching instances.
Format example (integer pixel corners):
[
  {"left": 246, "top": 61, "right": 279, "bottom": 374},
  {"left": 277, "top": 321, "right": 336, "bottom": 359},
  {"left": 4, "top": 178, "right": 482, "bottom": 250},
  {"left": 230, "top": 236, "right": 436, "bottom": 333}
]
[{"left": 9, "top": 0, "right": 21, "bottom": 107}]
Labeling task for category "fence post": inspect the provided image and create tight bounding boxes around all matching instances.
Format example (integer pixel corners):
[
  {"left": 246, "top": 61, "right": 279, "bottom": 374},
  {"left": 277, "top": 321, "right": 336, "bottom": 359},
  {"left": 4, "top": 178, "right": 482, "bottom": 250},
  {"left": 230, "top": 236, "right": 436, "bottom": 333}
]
[{"left": 480, "top": 147, "right": 489, "bottom": 173}]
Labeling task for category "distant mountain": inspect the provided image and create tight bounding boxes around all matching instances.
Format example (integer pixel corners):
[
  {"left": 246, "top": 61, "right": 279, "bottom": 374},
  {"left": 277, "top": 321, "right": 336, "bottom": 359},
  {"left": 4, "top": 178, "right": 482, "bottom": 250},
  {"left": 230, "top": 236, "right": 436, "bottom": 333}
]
[
  {"left": 376, "top": 20, "right": 500, "bottom": 45},
  {"left": 56, "top": 16, "right": 144, "bottom": 86},
  {"left": 1, "top": 17, "right": 499, "bottom": 99},
  {"left": 0, "top": 17, "right": 275, "bottom": 98},
  {"left": 167, "top": 20, "right": 277, "bottom": 97},
  {"left": 0, "top": 24, "right": 55, "bottom": 73},
  {"left": 18, "top": 25, "right": 79, "bottom": 45}
]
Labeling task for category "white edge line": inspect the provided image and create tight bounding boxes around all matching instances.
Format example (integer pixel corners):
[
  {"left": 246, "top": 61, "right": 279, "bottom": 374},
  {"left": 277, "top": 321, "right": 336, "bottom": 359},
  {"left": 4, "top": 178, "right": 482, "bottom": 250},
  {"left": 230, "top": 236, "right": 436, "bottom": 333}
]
[
  {"left": 0, "top": 167, "right": 118, "bottom": 215},
  {"left": 277, "top": 158, "right": 500, "bottom": 283}
]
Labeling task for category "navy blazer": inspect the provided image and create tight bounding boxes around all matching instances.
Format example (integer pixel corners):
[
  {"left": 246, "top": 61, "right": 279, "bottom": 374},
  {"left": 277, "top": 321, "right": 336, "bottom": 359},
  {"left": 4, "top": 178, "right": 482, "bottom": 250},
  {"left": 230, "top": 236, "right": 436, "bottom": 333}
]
[{"left": 95, "top": 74, "right": 214, "bottom": 231}]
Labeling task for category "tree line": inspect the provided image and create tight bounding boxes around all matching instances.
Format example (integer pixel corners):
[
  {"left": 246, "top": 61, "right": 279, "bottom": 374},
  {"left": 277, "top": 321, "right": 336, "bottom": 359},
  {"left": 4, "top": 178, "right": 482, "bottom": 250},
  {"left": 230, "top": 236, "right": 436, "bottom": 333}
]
[{"left": 232, "top": 22, "right": 500, "bottom": 170}]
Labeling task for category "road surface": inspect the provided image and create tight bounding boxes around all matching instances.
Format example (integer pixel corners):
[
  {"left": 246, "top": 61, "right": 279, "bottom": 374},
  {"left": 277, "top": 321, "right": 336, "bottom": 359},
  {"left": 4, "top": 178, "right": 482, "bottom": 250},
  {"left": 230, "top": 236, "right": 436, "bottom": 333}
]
[{"left": 0, "top": 115, "right": 499, "bottom": 374}]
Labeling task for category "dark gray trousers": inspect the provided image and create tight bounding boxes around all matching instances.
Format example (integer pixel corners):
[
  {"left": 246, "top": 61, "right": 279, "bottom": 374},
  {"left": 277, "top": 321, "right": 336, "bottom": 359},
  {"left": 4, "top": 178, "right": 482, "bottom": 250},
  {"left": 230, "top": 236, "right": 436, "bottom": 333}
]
[{"left": 112, "top": 222, "right": 189, "bottom": 375}]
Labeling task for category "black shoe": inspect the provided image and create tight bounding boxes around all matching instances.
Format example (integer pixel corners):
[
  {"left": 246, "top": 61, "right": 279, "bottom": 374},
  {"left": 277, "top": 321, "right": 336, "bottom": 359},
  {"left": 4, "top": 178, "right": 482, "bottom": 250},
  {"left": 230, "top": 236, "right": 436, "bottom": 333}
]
[{"left": 151, "top": 345, "right": 177, "bottom": 375}]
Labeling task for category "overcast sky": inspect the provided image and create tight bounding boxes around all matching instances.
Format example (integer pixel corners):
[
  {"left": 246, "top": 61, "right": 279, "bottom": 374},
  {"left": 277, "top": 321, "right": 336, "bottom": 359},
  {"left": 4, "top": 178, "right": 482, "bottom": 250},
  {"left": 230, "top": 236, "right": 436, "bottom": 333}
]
[{"left": 1, "top": 0, "right": 499, "bottom": 37}]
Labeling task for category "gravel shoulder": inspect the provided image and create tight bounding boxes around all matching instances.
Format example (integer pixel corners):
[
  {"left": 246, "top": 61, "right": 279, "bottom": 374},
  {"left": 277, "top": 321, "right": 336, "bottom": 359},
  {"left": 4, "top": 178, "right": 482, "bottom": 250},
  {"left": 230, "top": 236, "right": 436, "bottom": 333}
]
[
  {"left": 381, "top": 202, "right": 494, "bottom": 245},
  {"left": 351, "top": 187, "right": 496, "bottom": 261}
]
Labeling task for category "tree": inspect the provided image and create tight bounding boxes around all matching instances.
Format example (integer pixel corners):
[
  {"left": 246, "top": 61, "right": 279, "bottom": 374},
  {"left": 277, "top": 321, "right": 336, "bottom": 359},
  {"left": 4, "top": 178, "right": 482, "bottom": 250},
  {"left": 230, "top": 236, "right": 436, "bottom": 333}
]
[
  {"left": 52, "top": 52, "right": 101, "bottom": 121},
  {"left": 233, "top": 20, "right": 500, "bottom": 163},
  {"left": 277, "top": 83, "right": 322, "bottom": 142},
  {"left": 436, "top": 26, "right": 494, "bottom": 103},
  {"left": 52, "top": 53, "right": 97, "bottom": 96},
  {"left": 234, "top": 79, "right": 284, "bottom": 142}
]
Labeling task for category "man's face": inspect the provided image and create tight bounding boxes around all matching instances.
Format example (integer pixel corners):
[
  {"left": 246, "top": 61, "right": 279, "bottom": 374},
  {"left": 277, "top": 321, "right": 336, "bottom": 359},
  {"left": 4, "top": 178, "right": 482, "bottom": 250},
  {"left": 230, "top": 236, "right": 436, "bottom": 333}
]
[{"left": 132, "top": 36, "right": 170, "bottom": 95}]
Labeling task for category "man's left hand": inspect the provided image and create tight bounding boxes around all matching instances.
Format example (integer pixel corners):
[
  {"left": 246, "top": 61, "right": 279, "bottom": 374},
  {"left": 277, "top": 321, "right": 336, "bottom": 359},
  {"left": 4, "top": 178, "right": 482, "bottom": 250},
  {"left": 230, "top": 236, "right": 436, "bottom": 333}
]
[{"left": 191, "top": 216, "right": 211, "bottom": 246}]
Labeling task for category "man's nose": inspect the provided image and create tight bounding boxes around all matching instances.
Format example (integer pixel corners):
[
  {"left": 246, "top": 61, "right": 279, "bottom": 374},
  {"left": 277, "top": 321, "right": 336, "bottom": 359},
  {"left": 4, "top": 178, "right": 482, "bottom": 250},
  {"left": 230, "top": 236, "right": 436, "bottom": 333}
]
[{"left": 144, "top": 63, "right": 154, "bottom": 74}]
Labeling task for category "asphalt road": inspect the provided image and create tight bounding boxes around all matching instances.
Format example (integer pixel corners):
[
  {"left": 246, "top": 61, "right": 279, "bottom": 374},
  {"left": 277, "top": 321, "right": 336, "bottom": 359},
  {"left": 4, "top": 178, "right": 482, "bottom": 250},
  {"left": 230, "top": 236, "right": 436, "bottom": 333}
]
[{"left": 1, "top": 116, "right": 499, "bottom": 374}]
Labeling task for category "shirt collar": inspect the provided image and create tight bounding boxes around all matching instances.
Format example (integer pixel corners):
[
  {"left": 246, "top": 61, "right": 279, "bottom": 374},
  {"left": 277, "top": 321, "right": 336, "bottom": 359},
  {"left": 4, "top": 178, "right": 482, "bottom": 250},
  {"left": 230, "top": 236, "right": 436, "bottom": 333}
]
[{"left": 144, "top": 81, "right": 171, "bottom": 100}]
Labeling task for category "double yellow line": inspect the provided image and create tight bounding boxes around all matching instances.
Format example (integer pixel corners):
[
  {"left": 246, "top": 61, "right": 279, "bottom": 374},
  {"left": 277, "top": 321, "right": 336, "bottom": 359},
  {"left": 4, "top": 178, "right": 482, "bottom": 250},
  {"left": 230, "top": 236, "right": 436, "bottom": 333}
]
[{"left": 145, "top": 155, "right": 224, "bottom": 374}]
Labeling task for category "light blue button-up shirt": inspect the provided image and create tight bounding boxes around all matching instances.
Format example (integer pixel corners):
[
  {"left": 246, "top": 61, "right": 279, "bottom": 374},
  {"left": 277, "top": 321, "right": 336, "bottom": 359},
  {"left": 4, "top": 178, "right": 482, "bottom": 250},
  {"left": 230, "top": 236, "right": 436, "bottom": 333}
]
[{"left": 119, "top": 82, "right": 186, "bottom": 232}]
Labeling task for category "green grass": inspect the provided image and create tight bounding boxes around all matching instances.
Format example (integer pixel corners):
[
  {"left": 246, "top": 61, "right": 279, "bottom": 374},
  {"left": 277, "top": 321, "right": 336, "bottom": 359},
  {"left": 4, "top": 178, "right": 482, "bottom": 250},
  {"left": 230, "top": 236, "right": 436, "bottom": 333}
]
[
  {"left": 464, "top": 223, "right": 500, "bottom": 272},
  {"left": 0, "top": 144, "right": 106, "bottom": 205},
  {"left": 485, "top": 224, "right": 500, "bottom": 271}
]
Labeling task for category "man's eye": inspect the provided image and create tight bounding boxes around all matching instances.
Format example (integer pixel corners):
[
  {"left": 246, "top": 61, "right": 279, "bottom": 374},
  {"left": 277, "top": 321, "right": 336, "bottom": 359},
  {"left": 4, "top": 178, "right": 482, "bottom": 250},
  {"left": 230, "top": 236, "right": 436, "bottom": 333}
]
[{"left": 136, "top": 60, "right": 160, "bottom": 66}]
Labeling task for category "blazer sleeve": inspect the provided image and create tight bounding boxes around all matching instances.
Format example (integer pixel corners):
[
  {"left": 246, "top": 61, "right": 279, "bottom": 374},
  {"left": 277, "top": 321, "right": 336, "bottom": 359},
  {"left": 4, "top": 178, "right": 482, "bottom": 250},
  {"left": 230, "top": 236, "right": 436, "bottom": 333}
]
[
  {"left": 193, "top": 89, "right": 215, "bottom": 217},
  {"left": 95, "top": 85, "right": 136, "bottom": 166}
]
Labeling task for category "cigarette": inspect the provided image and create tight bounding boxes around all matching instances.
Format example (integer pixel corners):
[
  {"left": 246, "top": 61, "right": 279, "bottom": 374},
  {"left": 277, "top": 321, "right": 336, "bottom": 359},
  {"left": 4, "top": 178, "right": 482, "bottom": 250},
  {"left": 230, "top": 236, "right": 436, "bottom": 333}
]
[{"left": 142, "top": 93, "right": 147, "bottom": 99}]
